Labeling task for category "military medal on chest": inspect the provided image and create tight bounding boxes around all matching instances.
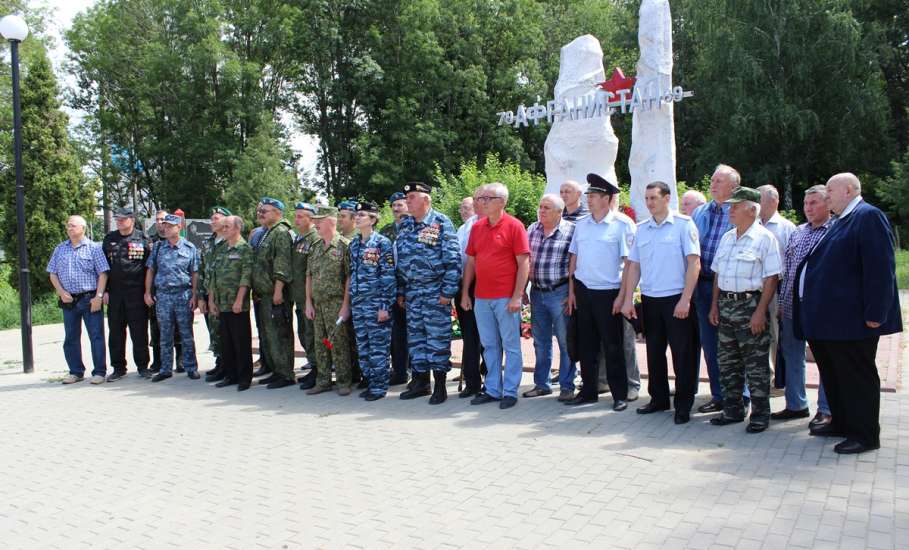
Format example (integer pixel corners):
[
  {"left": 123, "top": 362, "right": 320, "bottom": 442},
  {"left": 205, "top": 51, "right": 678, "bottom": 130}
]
[
  {"left": 127, "top": 241, "right": 145, "bottom": 260},
  {"left": 363, "top": 248, "right": 380, "bottom": 266},
  {"left": 418, "top": 223, "right": 441, "bottom": 246}
]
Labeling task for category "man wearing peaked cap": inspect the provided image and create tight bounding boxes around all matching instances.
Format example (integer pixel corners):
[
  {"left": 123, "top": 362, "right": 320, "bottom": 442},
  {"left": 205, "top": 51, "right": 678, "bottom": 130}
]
[
  {"left": 708, "top": 186, "right": 781, "bottom": 434},
  {"left": 102, "top": 206, "right": 151, "bottom": 381},
  {"left": 396, "top": 180, "right": 462, "bottom": 403},
  {"left": 291, "top": 201, "right": 322, "bottom": 389},
  {"left": 379, "top": 190, "right": 411, "bottom": 386},
  {"left": 564, "top": 172, "right": 636, "bottom": 411},
  {"left": 337, "top": 200, "right": 358, "bottom": 240}
]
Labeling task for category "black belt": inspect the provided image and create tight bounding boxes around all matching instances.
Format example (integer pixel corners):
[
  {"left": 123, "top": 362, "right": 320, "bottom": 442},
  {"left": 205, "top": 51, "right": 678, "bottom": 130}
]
[
  {"left": 70, "top": 290, "right": 97, "bottom": 301},
  {"left": 719, "top": 290, "right": 761, "bottom": 300},
  {"left": 532, "top": 279, "right": 568, "bottom": 292}
]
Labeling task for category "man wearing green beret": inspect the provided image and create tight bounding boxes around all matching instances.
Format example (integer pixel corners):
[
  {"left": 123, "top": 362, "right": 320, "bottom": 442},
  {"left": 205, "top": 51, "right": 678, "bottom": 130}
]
[
  {"left": 252, "top": 197, "right": 297, "bottom": 389},
  {"left": 708, "top": 186, "right": 782, "bottom": 434},
  {"left": 199, "top": 206, "right": 231, "bottom": 381},
  {"left": 291, "top": 202, "right": 321, "bottom": 390}
]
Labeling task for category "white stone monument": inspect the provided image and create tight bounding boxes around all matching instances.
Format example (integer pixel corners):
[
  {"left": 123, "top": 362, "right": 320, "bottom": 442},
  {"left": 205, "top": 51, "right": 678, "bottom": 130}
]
[
  {"left": 544, "top": 35, "right": 619, "bottom": 198},
  {"left": 628, "top": 0, "right": 679, "bottom": 216}
]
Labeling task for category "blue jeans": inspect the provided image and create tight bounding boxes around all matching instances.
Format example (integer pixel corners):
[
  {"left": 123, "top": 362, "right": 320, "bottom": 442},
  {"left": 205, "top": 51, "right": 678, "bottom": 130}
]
[
  {"left": 474, "top": 297, "right": 523, "bottom": 399},
  {"left": 62, "top": 294, "right": 107, "bottom": 377},
  {"left": 694, "top": 279, "right": 722, "bottom": 401},
  {"left": 530, "top": 286, "right": 574, "bottom": 391},
  {"left": 780, "top": 317, "right": 809, "bottom": 410}
]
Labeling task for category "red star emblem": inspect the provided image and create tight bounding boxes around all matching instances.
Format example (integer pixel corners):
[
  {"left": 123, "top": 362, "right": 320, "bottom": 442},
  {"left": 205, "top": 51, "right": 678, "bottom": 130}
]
[{"left": 596, "top": 67, "right": 636, "bottom": 95}]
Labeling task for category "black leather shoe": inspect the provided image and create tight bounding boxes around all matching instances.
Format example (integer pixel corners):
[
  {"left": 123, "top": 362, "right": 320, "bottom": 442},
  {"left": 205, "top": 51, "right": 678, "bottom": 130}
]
[
  {"left": 358, "top": 389, "right": 371, "bottom": 398},
  {"left": 612, "top": 400, "right": 627, "bottom": 411},
  {"left": 564, "top": 395, "right": 597, "bottom": 406},
  {"left": 697, "top": 401, "right": 724, "bottom": 414},
  {"left": 357, "top": 378, "right": 369, "bottom": 390},
  {"left": 710, "top": 414, "right": 745, "bottom": 426},
  {"left": 266, "top": 377, "right": 295, "bottom": 389},
  {"left": 299, "top": 377, "right": 317, "bottom": 391},
  {"left": 137, "top": 369, "right": 152, "bottom": 379},
  {"left": 834, "top": 439, "right": 879, "bottom": 454},
  {"left": 151, "top": 372, "right": 172, "bottom": 383},
  {"left": 746, "top": 421, "right": 769, "bottom": 433},
  {"left": 176, "top": 365, "right": 186, "bottom": 373},
  {"left": 428, "top": 372, "right": 448, "bottom": 405},
  {"left": 809, "top": 412, "right": 832, "bottom": 428},
  {"left": 459, "top": 386, "right": 480, "bottom": 399},
  {"left": 399, "top": 374, "right": 431, "bottom": 400},
  {"left": 636, "top": 402, "right": 670, "bottom": 414},
  {"left": 206, "top": 371, "right": 226, "bottom": 383},
  {"left": 364, "top": 393, "right": 385, "bottom": 401},
  {"left": 205, "top": 366, "right": 222, "bottom": 377},
  {"left": 499, "top": 396, "right": 517, "bottom": 409},
  {"left": 187, "top": 371, "right": 201, "bottom": 380},
  {"left": 809, "top": 423, "right": 846, "bottom": 437},
  {"left": 259, "top": 374, "right": 279, "bottom": 386},
  {"left": 252, "top": 365, "right": 272, "bottom": 378},
  {"left": 297, "top": 370, "right": 316, "bottom": 384},
  {"left": 770, "top": 408, "right": 810, "bottom": 421},
  {"left": 237, "top": 383, "right": 251, "bottom": 392},
  {"left": 674, "top": 411, "right": 690, "bottom": 425},
  {"left": 470, "top": 393, "right": 499, "bottom": 405},
  {"left": 215, "top": 379, "right": 237, "bottom": 388}
]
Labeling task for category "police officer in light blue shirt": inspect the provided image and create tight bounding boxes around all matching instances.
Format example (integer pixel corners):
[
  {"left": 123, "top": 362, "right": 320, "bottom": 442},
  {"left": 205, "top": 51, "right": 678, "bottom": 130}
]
[
  {"left": 622, "top": 181, "right": 701, "bottom": 424},
  {"left": 566, "top": 173, "right": 636, "bottom": 410}
]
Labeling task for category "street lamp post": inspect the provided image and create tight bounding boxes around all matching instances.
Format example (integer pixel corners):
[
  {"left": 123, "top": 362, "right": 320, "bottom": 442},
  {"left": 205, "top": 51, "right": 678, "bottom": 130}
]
[{"left": 1, "top": 14, "right": 33, "bottom": 374}]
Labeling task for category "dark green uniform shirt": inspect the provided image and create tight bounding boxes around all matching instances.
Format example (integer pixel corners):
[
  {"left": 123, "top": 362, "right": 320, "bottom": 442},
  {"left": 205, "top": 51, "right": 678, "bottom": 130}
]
[
  {"left": 251, "top": 219, "right": 294, "bottom": 298},
  {"left": 291, "top": 227, "right": 320, "bottom": 305},
  {"left": 307, "top": 233, "right": 351, "bottom": 303},
  {"left": 209, "top": 239, "right": 254, "bottom": 312}
]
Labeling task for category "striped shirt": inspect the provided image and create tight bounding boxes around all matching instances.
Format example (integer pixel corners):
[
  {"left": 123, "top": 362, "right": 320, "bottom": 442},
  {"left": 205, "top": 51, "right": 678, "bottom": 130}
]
[
  {"left": 779, "top": 220, "right": 830, "bottom": 319},
  {"left": 527, "top": 219, "right": 575, "bottom": 289},
  {"left": 46, "top": 238, "right": 110, "bottom": 294}
]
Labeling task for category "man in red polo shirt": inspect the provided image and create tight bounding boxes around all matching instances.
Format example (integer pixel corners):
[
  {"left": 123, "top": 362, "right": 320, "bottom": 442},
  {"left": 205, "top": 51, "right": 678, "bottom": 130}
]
[{"left": 460, "top": 182, "right": 530, "bottom": 409}]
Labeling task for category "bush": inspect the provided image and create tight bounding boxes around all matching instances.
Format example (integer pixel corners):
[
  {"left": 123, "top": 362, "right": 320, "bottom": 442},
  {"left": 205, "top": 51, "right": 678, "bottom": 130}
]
[
  {"left": 435, "top": 154, "right": 546, "bottom": 226},
  {"left": 0, "top": 264, "right": 62, "bottom": 329}
]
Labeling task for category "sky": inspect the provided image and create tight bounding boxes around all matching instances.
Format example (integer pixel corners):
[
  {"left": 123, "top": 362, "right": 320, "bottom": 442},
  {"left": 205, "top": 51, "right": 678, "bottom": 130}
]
[{"left": 42, "top": 0, "right": 319, "bottom": 176}]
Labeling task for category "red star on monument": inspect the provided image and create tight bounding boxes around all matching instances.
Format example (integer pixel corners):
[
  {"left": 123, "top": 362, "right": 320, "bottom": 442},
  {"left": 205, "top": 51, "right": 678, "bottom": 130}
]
[{"left": 596, "top": 67, "right": 636, "bottom": 95}]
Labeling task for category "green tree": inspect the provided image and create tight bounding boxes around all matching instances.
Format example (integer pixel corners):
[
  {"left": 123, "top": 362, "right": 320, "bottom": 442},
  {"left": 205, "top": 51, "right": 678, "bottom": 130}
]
[
  {"left": 224, "top": 114, "right": 299, "bottom": 225},
  {"left": 435, "top": 154, "right": 545, "bottom": 226},
  {"left": 875, "top": 144, "right": 909, "bottom": 248},
  {"left": 0, "top": 51, "right": 95, "bottom": 293}
]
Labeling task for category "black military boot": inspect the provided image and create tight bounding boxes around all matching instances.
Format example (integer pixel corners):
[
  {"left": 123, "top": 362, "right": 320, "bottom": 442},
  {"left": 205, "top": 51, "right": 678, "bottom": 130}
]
[
  {"left": 428, "top": 371, "right": 447, "bottom": 405},
  {"left": 399, "top": 372, "right": 431, "bottom": 400}
]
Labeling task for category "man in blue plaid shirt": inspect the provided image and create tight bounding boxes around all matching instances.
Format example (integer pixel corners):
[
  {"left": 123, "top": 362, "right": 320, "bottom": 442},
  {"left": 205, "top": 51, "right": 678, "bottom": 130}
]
[
  {"left": 691, "top": 164, "right": 739, "bottom": 413},
  {"left": 47, "top": 215, "right": 111, "bottom": 385},
  {"left": 524, "top": 194, "right": 577, "bottom": 400}
]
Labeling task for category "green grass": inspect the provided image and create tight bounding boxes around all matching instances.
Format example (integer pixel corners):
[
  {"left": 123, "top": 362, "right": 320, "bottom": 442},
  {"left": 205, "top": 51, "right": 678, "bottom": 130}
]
[
  {"left": 0, "top": 265, "right": 63, "bottom": 330},
  {"left": 898, "top": 250, "right": 909, "bottom": 289}
]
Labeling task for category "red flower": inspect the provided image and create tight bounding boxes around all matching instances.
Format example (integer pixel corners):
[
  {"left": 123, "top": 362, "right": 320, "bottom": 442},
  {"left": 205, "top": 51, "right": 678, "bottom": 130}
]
[
  {"left": 622, "top": 205, "right": 637, "bottom": 222},
  {"left": 322, "top": 338, "right": 333, "bottom": 350}
]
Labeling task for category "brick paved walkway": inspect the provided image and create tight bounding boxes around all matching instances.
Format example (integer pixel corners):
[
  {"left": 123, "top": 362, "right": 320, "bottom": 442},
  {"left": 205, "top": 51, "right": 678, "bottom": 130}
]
[{"left": 0, "top": 292, "right": 906, "bottom": 549}]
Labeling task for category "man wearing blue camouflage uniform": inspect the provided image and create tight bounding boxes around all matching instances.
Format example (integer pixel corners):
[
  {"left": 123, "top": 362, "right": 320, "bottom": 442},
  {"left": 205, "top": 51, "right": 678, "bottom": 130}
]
[
  {"left": 395, "top": 181, "right": 462, "bottom": 403},
  {"left": 144, "top": 214, "right": 201, "bottom": 382},
  {"left": 349, "top": 201, "right": 396, "bottom": 400}
]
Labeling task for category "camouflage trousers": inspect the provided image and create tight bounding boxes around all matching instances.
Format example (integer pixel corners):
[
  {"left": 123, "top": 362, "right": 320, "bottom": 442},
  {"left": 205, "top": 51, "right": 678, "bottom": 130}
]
[
  {"left": 155, "top": 288, "right": 198, "bottom": 374},
  {"left": 717, "top": 294, "right": 771, "bottom": 422},
  {"left": 312, "top": 296, "right": 354, "bottom": 388},
  {"left": 352, "top": 300, "right": 392, "bottom": 395},
  {"left": 404, "top": 287, "right": 452, "bottom": 373},
  {"left": 259, "top": 299, "right": 295, "bottom": 382},
  {"left": 205, "top": 310, "right": 221, "bottom": 358}
]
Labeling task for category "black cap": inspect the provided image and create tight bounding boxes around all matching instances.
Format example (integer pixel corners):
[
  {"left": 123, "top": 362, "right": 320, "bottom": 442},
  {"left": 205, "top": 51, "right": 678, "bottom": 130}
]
[
  {"left": 403, "top": 181, "right": 432, "bottom": 194},
  {"left": 585, "top": 173, "right": 620, "bottom": 195},
  {"left": 113, "top": 207, "right": 135, "bottom": 218},
  {"left": 356, "top": 201, "right": 380, "bottom": 214}
]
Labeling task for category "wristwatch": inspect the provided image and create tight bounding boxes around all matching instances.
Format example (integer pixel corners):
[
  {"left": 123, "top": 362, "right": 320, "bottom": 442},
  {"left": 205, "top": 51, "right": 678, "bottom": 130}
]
[{"left": 95, "top": 292, "right": 104, "bottom": 298}]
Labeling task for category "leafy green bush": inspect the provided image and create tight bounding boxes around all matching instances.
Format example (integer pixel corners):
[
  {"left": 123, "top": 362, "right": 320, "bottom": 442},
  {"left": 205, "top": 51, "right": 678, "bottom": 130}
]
[
  {"left": 0, "top": 264, "right": 63, "bottom": 330},
  {"left": 435, "top": 155, "right": 546, "bottom": 226}
]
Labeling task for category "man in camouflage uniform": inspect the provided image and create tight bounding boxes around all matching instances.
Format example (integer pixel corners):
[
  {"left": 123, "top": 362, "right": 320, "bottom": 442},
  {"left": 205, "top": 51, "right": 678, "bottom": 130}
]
[
  {"left": 251, "top": 197, "right": 296, "bottom": 389},
  {"left": 199, "top": 206, "right": 230, "bottom": 382},
  {"left": 207, "top": 215, "right": 255, "bottom": 391},
  {"left": 144, "top": 214, "right": 200, "bottom": 382},
  {"left": 148, "top": 210, "right": 183, "bottom": 373},
  {"left": 395, "top": 181, "right": 461, "bottom": 402},
  {"left": 708, "top": 187, "right": 782, "bottom": 433},
  {"left": 305, "top": 206, "right": 356, "bottom": 396},
  {"left": 292, "top": 202, "right": 321, "bottom": 390},
  {"left": 349, "top": 201, "right": 396, "bottom": 400},
  {"left": 379, "top": 191, "right": 410, "bottom": 385}
]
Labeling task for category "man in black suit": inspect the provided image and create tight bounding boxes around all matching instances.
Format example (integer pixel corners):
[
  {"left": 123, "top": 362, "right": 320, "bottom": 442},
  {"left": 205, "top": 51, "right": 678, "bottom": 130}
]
[{"left": 797, "top": 173, "right": 902, "bottom": 454}]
